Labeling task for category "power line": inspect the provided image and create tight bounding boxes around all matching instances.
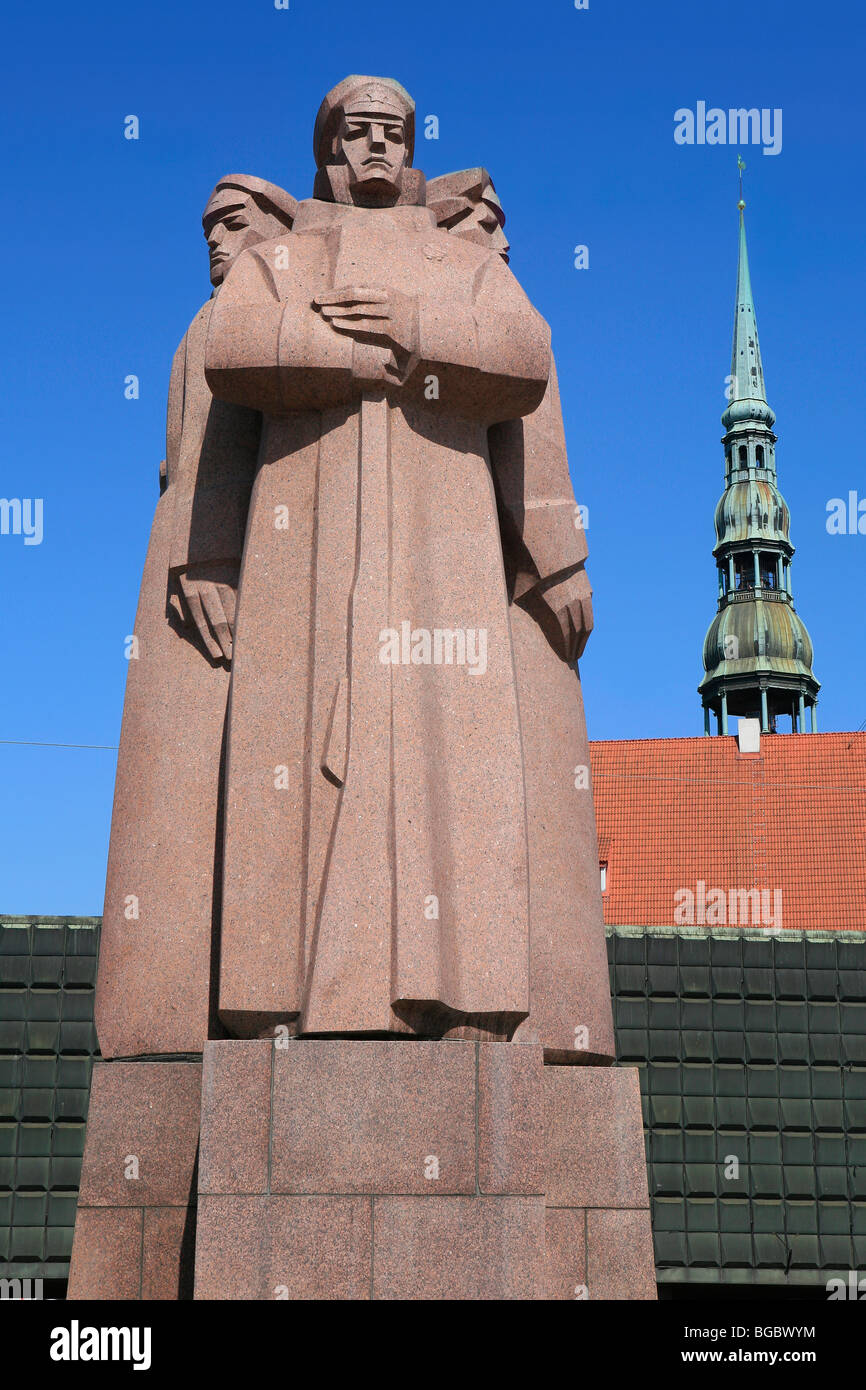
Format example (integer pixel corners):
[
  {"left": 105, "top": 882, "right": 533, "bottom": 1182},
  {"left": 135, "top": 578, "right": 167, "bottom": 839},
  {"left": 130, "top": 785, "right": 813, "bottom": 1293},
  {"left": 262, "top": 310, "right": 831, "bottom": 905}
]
[{"left": 0, "top": 739, "right": 118, "bottom": 751}]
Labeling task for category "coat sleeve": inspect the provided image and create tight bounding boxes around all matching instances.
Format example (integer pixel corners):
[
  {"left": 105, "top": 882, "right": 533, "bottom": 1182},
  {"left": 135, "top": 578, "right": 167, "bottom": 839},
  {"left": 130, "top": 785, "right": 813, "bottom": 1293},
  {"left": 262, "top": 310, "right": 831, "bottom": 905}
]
[
  {"left": 163, "top": 332, "right": 187, "bottom": 493},
  {"left": 205, "top": 244, "right": 356, "bottom": 416},
  {"left": 168, "top": 303, "right": 261, "bottom": 574},
  {"left": 168, "top": 402, "right": 261, "bottom": 574},
  {"left": 413, "top": 251, "right": 550, "bottom": 422},
  {"left": 488, "top": 354, "right": 589, "bottom": 599}
]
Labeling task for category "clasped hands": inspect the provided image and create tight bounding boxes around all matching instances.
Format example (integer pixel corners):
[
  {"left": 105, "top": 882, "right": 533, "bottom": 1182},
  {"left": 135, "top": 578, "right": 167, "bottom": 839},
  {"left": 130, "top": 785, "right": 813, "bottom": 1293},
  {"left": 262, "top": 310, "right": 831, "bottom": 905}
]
[{"left": 313, "top": 286, "right": 419, "bottom": 365}]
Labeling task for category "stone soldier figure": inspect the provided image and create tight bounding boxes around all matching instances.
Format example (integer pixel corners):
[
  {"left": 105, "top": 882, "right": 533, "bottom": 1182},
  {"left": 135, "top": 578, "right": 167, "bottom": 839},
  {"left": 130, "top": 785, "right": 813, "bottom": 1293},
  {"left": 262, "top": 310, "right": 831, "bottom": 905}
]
[
  {"left": 204, "top": 77, "right": 612, "bottom": 1055},
  {"left": 95, "top": 175, "right": 297, "bottom": 1057}
]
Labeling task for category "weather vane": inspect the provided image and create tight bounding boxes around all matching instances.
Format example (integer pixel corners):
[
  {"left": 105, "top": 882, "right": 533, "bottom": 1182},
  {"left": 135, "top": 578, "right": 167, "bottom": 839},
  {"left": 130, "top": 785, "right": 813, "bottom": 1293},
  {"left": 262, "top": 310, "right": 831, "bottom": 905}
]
[{"left": 737, "top": 154, "right": 746, "bottom": 210}]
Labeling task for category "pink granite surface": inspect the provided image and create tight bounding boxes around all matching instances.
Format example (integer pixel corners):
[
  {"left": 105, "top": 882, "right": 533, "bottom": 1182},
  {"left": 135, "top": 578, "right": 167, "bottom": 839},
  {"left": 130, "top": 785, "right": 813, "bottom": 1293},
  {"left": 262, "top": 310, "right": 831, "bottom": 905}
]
[
  {"left": 67, "top": 1061, "right": 201, "bottom": 1300},
  {"left": 477, "top": 1043, "right": 545, "bottom": 1193},
  {"left": 199, "top": 1042, "right": 270, "bottom": 1194},
  {"left": 270, "top": 1040, "right": 476, "bottom": 1194},
  {"left": 586, "top": 1209, "right": 658, "bottom": 1300},
  {"left": 191, "top": 1040, "right": 656, "bottom": 1301},
  {"left": 545, "top": 1065, "right": 652, "bottom": 1208},
  {"left": 67, "top": 1209, "right": 143, "bottom": 1301},
  {"left": 76, "top": 1062, "right": 201, "bottom": 1207},
  {"left": 195, "top": 1195, "right": 371, "bottom": 1300},
  {"left": 372, "top": 1196, "right": 546, "bottom": 1300},
  {"left": 545, "top": 1207, "right": 588, "bottom": 1299}
]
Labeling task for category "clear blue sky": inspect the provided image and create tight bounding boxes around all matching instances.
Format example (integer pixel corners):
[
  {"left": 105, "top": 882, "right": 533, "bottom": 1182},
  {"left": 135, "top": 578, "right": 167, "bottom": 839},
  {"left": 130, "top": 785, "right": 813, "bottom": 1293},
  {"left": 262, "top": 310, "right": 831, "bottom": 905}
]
[{"left": 1, "top": 0, "right": 864, "bottom": 912}]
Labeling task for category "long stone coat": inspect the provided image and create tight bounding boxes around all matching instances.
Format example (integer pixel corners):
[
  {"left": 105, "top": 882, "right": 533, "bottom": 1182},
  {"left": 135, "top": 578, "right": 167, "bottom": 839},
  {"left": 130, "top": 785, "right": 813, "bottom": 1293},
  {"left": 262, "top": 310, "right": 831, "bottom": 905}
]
[
  {"left": 95, "top": 299, "right": 260, "bottom": 1056},
  {"left": 205, "top": 196, "right": 551, "bottom": 1038}
]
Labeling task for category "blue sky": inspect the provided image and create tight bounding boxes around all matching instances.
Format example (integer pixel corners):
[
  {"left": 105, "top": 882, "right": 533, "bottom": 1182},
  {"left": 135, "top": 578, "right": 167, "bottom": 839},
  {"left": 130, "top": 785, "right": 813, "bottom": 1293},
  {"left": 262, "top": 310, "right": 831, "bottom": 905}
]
[{"left": 1, "top": 0, "right": 864, "bottom": 912}]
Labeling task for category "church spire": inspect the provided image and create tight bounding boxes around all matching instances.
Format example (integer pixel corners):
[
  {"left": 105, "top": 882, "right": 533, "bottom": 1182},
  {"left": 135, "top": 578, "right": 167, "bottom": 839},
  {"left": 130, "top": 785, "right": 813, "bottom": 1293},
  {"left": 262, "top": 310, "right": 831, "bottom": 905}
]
[
  {"left": 699, "top": 170, "right": 820, "bottom": 736},
  {"left": 729, "top": 192, "right": 768, "bottom": 409}
]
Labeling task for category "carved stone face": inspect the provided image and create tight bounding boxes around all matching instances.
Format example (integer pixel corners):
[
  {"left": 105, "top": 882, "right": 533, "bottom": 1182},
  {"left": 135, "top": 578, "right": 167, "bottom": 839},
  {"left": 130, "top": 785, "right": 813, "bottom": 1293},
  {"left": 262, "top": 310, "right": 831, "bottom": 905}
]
[
  {"left": 335, "top": 105, "right": 409, "bottom": 197},
  {"left": 202, "top": 190, "right": 266, "bottom": 286},
  {"left": 427, "top": 171, "right": 510, "bottom": 262},
  {"left": 459, "top": 197, "right": 510, "bottom": 259}
]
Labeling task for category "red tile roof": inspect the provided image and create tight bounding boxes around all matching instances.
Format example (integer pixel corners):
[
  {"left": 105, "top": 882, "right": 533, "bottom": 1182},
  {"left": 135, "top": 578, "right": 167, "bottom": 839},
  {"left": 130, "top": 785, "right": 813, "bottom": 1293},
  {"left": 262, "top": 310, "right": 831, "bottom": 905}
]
[{"left": 589, "top": 732, "right": 866, "bottom": 932}]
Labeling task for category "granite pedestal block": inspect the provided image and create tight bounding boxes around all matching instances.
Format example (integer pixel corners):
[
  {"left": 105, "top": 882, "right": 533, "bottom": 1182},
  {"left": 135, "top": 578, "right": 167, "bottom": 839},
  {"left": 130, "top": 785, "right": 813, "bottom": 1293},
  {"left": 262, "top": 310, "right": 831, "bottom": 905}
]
[
  {"left": 67, "top": 1060, "right": 201, "bottom": 1300},
  {"left": 194, "top": 1040, "right": 656, "bottom": 1300}
]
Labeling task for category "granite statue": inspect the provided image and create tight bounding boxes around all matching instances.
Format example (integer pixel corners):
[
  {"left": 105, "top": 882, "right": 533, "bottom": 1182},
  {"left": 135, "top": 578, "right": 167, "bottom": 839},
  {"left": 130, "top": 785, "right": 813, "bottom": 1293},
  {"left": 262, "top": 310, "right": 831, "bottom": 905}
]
[{"left": 70, "top": 76, "right": 657, "bottom": 1303}]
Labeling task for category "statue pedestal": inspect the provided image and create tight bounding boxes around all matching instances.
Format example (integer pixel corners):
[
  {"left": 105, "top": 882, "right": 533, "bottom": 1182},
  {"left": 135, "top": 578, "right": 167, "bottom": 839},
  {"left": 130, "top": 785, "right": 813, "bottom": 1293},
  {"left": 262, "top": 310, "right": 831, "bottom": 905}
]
[
  {"left": 194, "top": 1039, "right": 656, "bottom": 1300},
  {"left": 68, "top": 1060, "right": 201, "bottom": 1300},
  {"left": 68, "top": 1041, "right": 655, "bottom": 1299}
]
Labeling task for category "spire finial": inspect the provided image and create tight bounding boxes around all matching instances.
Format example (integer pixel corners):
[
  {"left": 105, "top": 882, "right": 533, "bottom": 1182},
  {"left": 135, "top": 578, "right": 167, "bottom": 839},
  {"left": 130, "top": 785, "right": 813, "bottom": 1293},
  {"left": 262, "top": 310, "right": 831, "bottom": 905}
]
[{"left": 737, "top": 155, "right": 746, "bottom": 212}]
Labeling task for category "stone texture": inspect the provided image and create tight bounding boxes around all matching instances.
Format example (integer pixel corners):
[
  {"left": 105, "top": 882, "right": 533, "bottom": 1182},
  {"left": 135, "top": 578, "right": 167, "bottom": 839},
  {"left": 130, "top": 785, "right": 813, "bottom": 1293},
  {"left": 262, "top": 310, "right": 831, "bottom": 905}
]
[
  {"left": 586, "top": 1209, "right": 657, "bottom": 1300},
  {"left": 427, "top": 167, "right": 510, "bottom": 260},
  {"left": 545, "top": 1206, "right": 587, "bottom": 1300},
  {"left": 372, "top": 1196, "right": 546, "bottom": 1300},
  {"left": 194, "top": 1195, "right": 371, "bottom": 1300},
  {"left": 76, "top": 1061, "right": 201, "bottom": 1207},
  {"left": 202, "top": 74, "right": 597, "bottom": 1043},
  {"left": 477, "top": 1043, "right": 545, "bottom": 1193},
  {"left": 510, "top": 588, "right": 616, "bottom": 1064},
  {"left": 270, "top": 1040, "right": 475, "bottom": 1193},
  {"left": 67, "top": 1208, "right": 143, "bottom": 1300},
  {"left": 545, "top": 1066, "right": 651, "bottom": 1208},
  {"left": 141, "top": 1206, "right": 196, "bottom": 1300},
  {"left": 67, "top": 1060, "right": 202, "bottom": 1301},
  {"left": 199, "top": 1041, "right": 271, "bottom": 1194}
]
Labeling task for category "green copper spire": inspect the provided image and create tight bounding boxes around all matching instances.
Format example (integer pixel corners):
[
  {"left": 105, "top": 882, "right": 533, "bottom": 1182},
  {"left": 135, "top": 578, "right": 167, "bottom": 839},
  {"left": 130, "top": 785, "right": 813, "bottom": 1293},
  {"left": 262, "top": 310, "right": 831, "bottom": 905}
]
[
  {"left": 730, "top": 205, "right": 767, "bottom": 402},
  {"left": 722, "top": 168, "right": 775, "bottom": 431},
  {"left": 699, "top": 170, "right": 820, "bottom": 736}
]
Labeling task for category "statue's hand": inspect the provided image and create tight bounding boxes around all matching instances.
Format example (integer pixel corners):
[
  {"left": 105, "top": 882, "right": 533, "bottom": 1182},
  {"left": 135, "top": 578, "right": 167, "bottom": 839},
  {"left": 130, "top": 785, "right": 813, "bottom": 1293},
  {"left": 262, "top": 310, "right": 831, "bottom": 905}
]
[
  {"left": 538, "top": 569, "right": 594, "bottom": 663},
  {"left": 170, "top": 562, "right": 238, "bottom": 663},
  {"left": 313, "top": 286, "right": 419, "bottom": 360}
]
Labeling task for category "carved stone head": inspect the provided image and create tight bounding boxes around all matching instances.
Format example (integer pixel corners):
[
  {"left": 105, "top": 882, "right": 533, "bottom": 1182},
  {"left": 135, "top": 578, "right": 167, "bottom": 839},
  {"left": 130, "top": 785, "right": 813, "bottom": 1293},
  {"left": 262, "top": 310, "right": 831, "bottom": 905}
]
[
  {"left": 313, "top": 75, "right": 424, "bottom": 207},
  {"left": 427, "top": 169, "right": 510, "bottom": 262},
  {"left": 203, "top": 175, "right": 298, "bottom": 286}
]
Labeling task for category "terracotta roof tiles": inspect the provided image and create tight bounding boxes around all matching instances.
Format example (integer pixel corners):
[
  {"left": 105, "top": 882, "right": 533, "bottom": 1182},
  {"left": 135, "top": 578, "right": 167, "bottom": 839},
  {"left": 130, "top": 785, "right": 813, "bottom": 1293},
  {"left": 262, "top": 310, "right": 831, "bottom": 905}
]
[{"left": 589, "top": 733, "right": 866, "bottom": 932}]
